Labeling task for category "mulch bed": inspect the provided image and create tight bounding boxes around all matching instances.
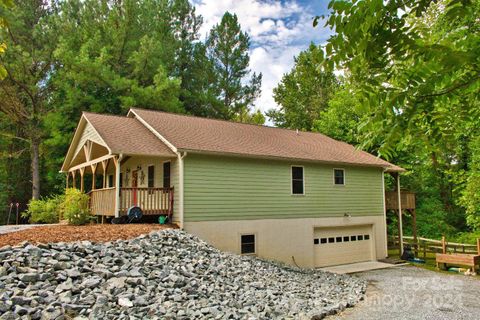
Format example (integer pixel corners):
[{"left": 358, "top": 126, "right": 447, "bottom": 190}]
[{"left": 0, "top": 223, "right": 175, "bottom": 248}]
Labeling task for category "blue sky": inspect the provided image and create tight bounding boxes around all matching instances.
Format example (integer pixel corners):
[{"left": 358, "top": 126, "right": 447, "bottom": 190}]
[{"left": 193, "top": 0, "right": 332, "bottom": 113}]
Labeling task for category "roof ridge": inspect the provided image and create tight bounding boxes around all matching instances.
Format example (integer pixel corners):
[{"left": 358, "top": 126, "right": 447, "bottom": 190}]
[
  {"left": 130, "top": 108, "right": 387, "bottom": 159},
  {"left": 83, "top": 111, "right": 136, "bottom": 120},
  {"left": 131, "top": 107, "right": 339, "bottom": 138}
]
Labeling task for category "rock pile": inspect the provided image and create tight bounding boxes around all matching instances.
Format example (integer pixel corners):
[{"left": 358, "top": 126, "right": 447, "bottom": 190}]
[{"left": 0, "top": 229, "right": 366, "bottom": 319}]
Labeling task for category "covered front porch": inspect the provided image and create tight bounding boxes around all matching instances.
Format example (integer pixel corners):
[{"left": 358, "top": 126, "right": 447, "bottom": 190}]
[{"left": 65, "top": 146, "right": 175, "bottom": 220}]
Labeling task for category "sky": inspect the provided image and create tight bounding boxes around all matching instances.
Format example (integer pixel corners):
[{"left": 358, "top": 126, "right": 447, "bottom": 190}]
[{"left": 192, "top": 0, "right": 332, "bottom": 114}]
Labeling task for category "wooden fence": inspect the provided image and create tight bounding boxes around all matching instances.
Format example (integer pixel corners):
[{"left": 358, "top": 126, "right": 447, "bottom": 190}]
[{"left": 388, "top": 235, "right": 479, "bottom": 259}]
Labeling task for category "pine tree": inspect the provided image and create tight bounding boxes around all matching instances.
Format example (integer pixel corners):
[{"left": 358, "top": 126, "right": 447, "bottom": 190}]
[{"left": 206, "top": 12, "right": 262, "bottom": 121}]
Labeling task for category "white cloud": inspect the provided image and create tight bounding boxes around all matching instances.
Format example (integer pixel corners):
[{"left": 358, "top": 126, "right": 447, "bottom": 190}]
[{"left": 193, "top": 0, "right": 332, "bottom": 116}]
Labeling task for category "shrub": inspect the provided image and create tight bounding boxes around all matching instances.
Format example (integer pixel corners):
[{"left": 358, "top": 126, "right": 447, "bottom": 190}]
[
  {"left": 62, "top": 188, "right": 92, "bottom": 225},
  {"left": 23, "top": 195, "right": 64, "bottom": 224}
]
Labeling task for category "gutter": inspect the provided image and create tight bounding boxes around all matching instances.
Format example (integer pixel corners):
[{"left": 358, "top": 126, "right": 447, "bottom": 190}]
[{"left": 178, "top": 151, "right": 187, "bottom": 229}]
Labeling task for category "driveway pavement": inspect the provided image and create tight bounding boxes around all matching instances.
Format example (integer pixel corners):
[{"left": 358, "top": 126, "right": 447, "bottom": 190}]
[
  {"left": 0, "top": 224, "right": 44, "bottom": 235},
  {"left": 329, "top": 265, "right": 480, "bottom": 320}
]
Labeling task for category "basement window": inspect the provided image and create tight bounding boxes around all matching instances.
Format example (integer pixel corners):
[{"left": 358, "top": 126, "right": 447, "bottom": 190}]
[
  {"left": 241, "top": 234, "right": 255, "bottom": 254},
  {"left": 334, "top": 169, "right": 345, "bottom": 185},
  {"left": 291, "top": 166, "right": 304, "bottom": 195}
]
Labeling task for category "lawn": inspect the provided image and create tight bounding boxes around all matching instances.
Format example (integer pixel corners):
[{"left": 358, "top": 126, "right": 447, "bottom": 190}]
[{"left": 388, "top": 248, "right": 480, "bottom": 279}]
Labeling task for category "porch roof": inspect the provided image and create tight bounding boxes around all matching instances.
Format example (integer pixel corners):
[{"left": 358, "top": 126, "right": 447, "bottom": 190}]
[
  {"left": 83, "top": 112, "right": 176, "bottom": 158},
  {"left": 61, "top": 113, "right": 176, "bottom": 172}
]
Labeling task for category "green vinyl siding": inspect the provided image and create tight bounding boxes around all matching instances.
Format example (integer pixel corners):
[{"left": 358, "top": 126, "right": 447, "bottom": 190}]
[{"left": 184, "top": 154, "right": 384, "bottom": 222}]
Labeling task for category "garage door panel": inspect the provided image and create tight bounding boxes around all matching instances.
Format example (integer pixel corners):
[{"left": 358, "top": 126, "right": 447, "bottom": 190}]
[{"left": 314, "top": 225, "right": 374, "bottom": 267}]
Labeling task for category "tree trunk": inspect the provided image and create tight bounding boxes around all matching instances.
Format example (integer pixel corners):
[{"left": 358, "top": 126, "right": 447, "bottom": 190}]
[{"left": 31, "top": 138, "right": 40, "bottom": 200}]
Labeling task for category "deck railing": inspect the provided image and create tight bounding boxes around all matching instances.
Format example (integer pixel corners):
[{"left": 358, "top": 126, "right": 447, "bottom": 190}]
[
  {"left": 88, "top": 187, "right": 174, "bottom": 217},
  {"left": 385, "top": 191, "right": 416, "bottom": 210}
]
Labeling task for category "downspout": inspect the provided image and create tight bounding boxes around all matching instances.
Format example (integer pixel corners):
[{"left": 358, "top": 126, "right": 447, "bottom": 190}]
[
  {"left": 177, "top": 151, "right": 187, "bottom": 229},
  {"left": 114, "top": 154, "right": 124, "bottom": 218},
  {"left": 396, "top": 173, "right": 404, "bottom": 255},
  {"left": 382, "top": 169, "right": 388, "bottom": 257}
]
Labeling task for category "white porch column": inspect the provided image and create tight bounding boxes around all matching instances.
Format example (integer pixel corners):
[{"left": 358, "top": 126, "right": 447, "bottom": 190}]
[
  {"left": 114, "top": 154, "right": 123, "bottom": 218},
  {"left": 396, "top": 173, "right": 404, "bottom": 255}
]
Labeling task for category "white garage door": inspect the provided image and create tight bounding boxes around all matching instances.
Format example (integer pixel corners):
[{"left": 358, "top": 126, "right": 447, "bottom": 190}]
[{"left": 314, "top": 225, "right": 374, "bottom": 267}]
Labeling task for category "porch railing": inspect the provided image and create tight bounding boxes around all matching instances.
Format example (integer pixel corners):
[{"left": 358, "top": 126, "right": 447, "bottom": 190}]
[
  {"left": 88, "top": 187, "right": 174, "bottom": 217},
  {"left": 120, "top": 187, "right": 174, "bottom": 215},
  {"left": 89, "top": 187, "right": 116, "bottom": 216}
]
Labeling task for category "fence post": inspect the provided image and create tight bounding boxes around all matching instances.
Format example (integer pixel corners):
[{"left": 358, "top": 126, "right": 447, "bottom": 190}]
[
  {"left": 441, "top": 235, "right": 446, "bottom": 254},
  {"left": 422, "top": 240, "right": 426, "bottom": 259}
]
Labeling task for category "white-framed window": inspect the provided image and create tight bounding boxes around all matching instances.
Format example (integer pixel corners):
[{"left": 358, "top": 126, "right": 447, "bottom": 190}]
[
  {"left": 333, "top": 168, "right": 345, "bottom": 185},
  {"left": 240, "top": 234, "right": 256, "bottom": 254},
  {"left": 291, "top": 165, "right": 304, "bottom": 195}
]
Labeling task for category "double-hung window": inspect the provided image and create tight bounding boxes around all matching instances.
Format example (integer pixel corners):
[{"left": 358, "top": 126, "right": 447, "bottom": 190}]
[
  {"left": 334, "top": 169, "right": 345, "bottom": 185},
  {"left": 291, "top": 166, "right": 304, "bottom": 195}
]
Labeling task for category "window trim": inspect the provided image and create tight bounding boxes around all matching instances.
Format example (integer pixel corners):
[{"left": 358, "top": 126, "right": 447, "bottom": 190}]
[
  {"left": 291, "top": 165, "right": 305, "bottom": 196},
  {"left": 333, "top": 168, "right": 346, "bottom": 186},
  {"left": 239, "top": 233, "right": 256, "bottom": 255}
]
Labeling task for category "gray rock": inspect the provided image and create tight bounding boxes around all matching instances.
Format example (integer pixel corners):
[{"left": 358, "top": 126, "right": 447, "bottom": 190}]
[
  {"left": 17, "top": 273, "right": 38, "bottom": 283},
  {"left": 0, "top": 230, "right": 366, "bottom": 320},
  {"left": 118, "top": 297, "right": 133, "bottom": 307}
]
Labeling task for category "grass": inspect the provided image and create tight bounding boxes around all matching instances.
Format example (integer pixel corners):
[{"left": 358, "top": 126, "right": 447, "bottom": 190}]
[{"left": 388, "top": 248, "right": 480, "bottom": 279}]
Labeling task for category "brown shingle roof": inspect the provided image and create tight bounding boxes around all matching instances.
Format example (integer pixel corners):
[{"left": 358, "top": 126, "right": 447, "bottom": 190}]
[
  {"left": 83, "top": 112, "right": 176, "bottom": 157},
  {"left": 130, "top": 108, "right": 403, "bottom": 172}
]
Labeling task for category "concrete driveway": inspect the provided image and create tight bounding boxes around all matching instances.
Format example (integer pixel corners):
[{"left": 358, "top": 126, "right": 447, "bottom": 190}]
[
  {"left": 0, "top": 224, "right": 44, "bottom": 235},
  {"left": 329, "top": 265, "right": 480, "bottom": 320}
]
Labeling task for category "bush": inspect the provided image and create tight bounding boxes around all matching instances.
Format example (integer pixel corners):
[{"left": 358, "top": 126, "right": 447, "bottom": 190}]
[
  {"left": 62, "top": 188, "right": 92, "bottom": 225},
  {"left": 23, "top": 195, "right": 64, "bottom": 224}
]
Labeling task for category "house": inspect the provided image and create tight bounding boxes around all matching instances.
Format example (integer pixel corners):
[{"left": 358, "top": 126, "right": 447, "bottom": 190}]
[{"left": 61, "top": 108, "right": 405, "bottom": 268}]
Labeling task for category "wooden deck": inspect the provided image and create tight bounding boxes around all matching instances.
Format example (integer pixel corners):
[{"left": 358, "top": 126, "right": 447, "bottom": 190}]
[{"left": 88, "top": 187, "right": 174, "bottom": 217}]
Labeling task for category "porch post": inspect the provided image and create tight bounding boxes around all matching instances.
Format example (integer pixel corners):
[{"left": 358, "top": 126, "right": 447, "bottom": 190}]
[
  {"left": 102, "top": 159, "right": 108, "bottom": 188},
  {"left": 66, "top": 172, "right": 69, "bottom": 189},
  {"left": 79, "top": 168, "right": 85, "bottom": 193},
  {"left": 396, "top": 173, "right": 404, "bottom": 255},
  {"left": 114, "top": 155, "right": 123, "bottom": 218},
  {"left": 91, "top": 163, "right": 98, "bottom": 190},
  {"left": 72, "top": 170, "right": 77, "bottom": 189}
]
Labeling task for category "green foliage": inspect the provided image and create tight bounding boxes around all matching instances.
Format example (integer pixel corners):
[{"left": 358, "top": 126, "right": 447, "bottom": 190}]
[
  {"left": 23, "top": 195, "right": 64, "bottom": 224},
  {"left": 206, "top": 12, "right": 262, "bottom": 121},
  {"left": 459, "top": 136, "right": 480, "bottom": 230},
  {"left": 62, "top": 188, "right": 91, "bottom": 226},
  {"left": 0, "top": 0, "right": 14, "bottom": 79},
  {"left": 315, "top": 0, "right": 480, "bottom": 159},
  {"left": 312, "top": 84, "right": 363, "bottom": 145},
  {"left": 268, "top": 44, "right": 338, "bottom": 130},
  {"left": 0, "top": 0, "right": 60, "bottom": 200},
  {"left": 453, "top": 231, "right": 480, "bottom": 245}
]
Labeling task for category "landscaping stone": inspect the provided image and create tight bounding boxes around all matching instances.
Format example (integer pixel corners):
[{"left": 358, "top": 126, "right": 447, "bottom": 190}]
[{"left": 0, "top": 229, "right": 366, "bottom": 319}]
